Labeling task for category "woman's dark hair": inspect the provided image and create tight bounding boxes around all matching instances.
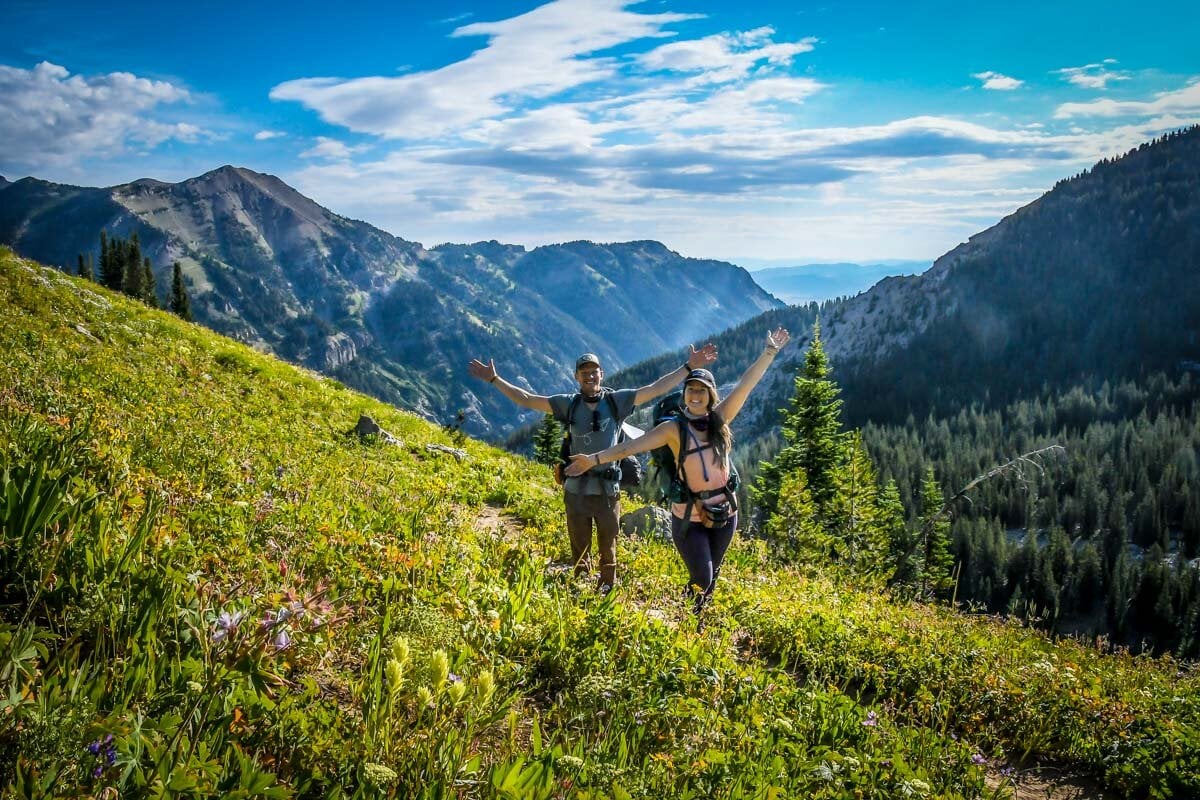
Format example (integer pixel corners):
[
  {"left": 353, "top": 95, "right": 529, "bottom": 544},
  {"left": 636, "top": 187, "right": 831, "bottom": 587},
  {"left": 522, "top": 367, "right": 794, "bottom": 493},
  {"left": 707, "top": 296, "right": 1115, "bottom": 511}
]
[{"left": 701, "top": 384, "right": 733, "bottom": 466}]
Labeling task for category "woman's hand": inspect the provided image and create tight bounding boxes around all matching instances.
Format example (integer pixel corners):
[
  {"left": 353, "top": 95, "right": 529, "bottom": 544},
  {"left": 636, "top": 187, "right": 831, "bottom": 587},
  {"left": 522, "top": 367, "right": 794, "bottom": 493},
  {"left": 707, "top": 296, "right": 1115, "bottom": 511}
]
[
  {"left": 767, "top": 327, "right": 790, "bottom": 351},
  {"left": 564, "top": 453, "right": 597, "bottom": 477},
  {"left": 687, "top": 342, "right": 718, "bottom": 370}
]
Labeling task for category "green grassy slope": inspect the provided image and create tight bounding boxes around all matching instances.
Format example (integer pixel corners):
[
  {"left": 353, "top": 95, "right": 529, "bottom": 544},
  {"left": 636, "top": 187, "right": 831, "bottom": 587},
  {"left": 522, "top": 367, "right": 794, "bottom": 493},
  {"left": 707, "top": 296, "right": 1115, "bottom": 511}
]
[{"left": 1, "top": 247, "right": 1196, "bottom": 799}]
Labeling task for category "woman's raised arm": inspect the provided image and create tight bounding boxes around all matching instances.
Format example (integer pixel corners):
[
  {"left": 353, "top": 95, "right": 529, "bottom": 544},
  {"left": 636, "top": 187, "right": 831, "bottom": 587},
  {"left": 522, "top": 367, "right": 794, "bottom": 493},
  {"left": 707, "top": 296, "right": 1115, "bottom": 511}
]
[{"left": 714, "top": 327, "right": 790, "bottom": 423}]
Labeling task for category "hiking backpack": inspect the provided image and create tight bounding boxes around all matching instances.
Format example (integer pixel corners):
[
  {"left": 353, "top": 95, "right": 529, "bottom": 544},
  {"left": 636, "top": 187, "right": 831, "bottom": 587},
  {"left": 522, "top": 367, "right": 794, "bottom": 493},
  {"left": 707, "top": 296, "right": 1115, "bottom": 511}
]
[
  {"left": 555, "top": 389, "right": 642, "bottom": 488},
  {"left": 648, "top": 390, "right": 740, "bottom": 523}
]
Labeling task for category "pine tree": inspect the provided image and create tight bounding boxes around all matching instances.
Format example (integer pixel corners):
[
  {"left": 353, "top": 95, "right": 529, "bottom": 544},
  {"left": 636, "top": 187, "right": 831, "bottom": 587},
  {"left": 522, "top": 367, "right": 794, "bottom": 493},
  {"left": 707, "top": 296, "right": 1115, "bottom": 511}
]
[
  {"left": 918, "top": 467, "right": 955, "bottom": 599},
  {"left": 752, "top": 320, "right": 845, "bottom": 524},
  {"left": 170, "top": 262, "right": 192, "bottom": 321},
  {"left": 77, "top": 253, "right": 93, "bottom": 281},
  {"left": 100, "top": 230, "right": 123, "bottom": 290},
  {"left": 763, "top": 469, "right": 825, "bottom": 566},
  {"left": 532, "top": 414, "right": 563, "bottom": 467},
  {"left": 141, "top": 257, "right": 157, "bottom": 307},
  {"left": 827, "top": 431, "right": 886, "bottom": 575},
  {"left": 879, "top": 479, "right": 915, "bottom": 589},
  {"left": 124, "top": 246, "right": 144, "bottom": 299}
]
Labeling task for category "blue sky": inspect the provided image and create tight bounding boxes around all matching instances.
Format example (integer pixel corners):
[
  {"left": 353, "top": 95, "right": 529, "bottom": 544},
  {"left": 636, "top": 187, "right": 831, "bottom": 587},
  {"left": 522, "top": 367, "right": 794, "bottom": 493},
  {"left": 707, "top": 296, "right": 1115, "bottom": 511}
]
[{"left": 2, "top": 1, "right": 1198, "bottom": 264}]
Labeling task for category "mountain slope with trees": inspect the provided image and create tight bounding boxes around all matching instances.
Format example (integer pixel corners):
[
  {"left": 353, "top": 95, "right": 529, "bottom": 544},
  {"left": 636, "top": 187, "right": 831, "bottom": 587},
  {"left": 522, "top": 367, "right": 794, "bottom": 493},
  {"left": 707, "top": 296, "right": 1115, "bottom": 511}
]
[{"left": 0, "top": 167, "right": 780, "bottom": 437}]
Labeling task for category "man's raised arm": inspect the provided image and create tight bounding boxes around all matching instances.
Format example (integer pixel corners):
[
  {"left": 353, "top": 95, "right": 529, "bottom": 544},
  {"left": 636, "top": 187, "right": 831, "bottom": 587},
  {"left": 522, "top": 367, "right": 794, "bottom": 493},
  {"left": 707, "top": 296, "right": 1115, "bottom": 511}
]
[
  {"left": 631, "top": 343, "right": 718, "bottom": 407},
  {"left": 468, "top": 358, "right": 554, "bottom": 414}
]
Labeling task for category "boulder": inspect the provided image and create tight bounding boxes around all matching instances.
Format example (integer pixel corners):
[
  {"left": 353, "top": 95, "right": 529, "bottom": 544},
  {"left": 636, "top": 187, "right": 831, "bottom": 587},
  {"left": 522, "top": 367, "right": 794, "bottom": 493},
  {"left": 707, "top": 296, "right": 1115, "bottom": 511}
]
[
  {"left": 620, "top": 505, "right": 672, "bottom": 542},
  {"left": 354, "top": 414, "right": 401, "bottom": 445}
]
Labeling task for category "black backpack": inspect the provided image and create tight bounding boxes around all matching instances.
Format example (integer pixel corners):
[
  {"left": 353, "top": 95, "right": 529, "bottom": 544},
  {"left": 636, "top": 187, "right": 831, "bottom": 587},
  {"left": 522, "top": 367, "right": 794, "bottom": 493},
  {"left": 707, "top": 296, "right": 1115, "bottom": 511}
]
[
  {"left": 556, "top": 390, "right": 642, "bottom": 488},
  {"left": 648, "top": 391, "right": 740, "bottom": 523}
]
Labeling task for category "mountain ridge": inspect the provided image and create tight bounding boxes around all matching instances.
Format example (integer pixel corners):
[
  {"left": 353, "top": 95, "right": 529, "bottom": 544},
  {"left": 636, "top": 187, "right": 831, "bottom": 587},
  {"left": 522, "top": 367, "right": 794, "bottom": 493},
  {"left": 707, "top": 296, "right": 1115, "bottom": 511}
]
[
  {"left": 610, "top": 125, "right": 1200, "bottom": 450},
  {"left": 0, "top": 166, "right": 781, "bottom": 436}
]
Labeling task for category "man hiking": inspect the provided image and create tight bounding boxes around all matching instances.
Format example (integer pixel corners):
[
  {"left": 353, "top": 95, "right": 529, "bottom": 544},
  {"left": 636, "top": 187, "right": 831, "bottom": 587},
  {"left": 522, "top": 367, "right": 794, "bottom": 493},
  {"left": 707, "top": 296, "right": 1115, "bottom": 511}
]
[{"left": 468, "top": 345, "right": 717, "bottom": 591}]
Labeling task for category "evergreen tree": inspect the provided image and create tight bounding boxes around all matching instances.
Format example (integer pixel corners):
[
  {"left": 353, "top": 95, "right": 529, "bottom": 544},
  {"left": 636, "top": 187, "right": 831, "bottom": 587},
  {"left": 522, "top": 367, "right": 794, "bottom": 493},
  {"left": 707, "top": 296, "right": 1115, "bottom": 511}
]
[
  {"left": 532, "top": 413, "right": 563, "bottom": 467},
  {"left": 170, "top": 261, "right": 192, "bottom": 321},
  {"left": 763, "top": 469, "right": 825, "bottom": 566},
  {"left": 918, "top": 467, "right": 955, "bottom": 599},
  {"left": 124, "top": 246, "right": 144, "bottom": 299},
  {"left": 827, "top": 431, "right": 886, "bottom": 575},
  {"left": 100, "top": 230, "right": 124, "bottom": 290},
  {"left": 753, "top": 320, "right": 844, "bottom": 524},
  {"left": 77, "top": 253, "right": 93, "bottom": 281},
  {"left": 141, "top": 257, "right": 157, "bottom": 307},
  {"left": 879, "top": 480, "right": 916, "bottom": 589}
]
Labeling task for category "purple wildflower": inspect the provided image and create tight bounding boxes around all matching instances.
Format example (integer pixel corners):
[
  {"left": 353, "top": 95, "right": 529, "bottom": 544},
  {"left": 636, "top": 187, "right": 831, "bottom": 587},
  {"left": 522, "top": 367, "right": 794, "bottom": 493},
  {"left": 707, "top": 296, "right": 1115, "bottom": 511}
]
[
  {"left": 213, "top": 610, "right": 244, "bottom": 642},
  {"left": 972, "top": 753, "right": 987, "bottom": 766},
  {"left": 862, "top": 711, "right": 878, "bottom": 728},
  {"left": 273, "top": 629, "right": 292, "bottom": 651}
]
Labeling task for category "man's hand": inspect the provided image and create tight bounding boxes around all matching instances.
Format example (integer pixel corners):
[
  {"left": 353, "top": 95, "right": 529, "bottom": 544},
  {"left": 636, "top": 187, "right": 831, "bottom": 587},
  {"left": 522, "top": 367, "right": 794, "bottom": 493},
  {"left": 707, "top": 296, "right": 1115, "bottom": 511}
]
[
  {"left": 468, "top": 358, "right": 498, "bottom": 383},
  {"left": 687, "top": 342, "right": 718, "bottom": 370},
  {"left": 766, "top": 327, "right": 790, "bottom": 351},
  {"left": 564, "top": 453, "right": 596, "bottom": 477}
]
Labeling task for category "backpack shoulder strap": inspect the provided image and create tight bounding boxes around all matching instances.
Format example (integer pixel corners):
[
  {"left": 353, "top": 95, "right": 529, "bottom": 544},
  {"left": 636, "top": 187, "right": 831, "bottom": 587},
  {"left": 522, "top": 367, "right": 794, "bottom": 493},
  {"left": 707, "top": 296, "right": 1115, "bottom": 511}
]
[
  {"left": 605, "top": 391, "right": 621, "bottom": 424},
  {"left": 564, "top": 393, "right": 582, "bottom": 427}
]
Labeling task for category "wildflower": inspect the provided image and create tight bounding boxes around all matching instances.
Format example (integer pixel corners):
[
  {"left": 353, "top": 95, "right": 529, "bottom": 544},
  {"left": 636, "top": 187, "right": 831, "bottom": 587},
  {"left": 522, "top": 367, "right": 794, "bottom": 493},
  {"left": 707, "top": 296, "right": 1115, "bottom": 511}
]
[
  {"left": 362, "top": 763, "right": 398, "bottom": 787},
  {"left": 84, "top": 734, "right": 117, "bottom": 777},
  {"left": 555, "top": 755, "right": 585, "bottom": 771},
  {"left": 429, "top": 650, "right": 450, "bottom": 689},
  {"left": 386, "top": 659, "right": 404, "bottom": 693},
  {"left": 972, "top": 753, "right": 987, "bottom": 766},
  {"left": 213, "top": 611, "right": 244, "bottom": 643},
  {"left": 474, "top": 669, "right": 495, "bottom": 704},
  {"left": 862, "top": 710, "right": 878, "bottom": 728},
  {"left": 273, "top": 629, "right": 292, "bottom": 651}
]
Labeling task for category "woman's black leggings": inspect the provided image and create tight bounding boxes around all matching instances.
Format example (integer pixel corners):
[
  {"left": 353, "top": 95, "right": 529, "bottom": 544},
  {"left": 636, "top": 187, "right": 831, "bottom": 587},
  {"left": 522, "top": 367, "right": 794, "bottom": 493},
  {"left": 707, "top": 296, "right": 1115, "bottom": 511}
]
[{"left": 670, "top": 512, "right": 738, "bottom": 614}]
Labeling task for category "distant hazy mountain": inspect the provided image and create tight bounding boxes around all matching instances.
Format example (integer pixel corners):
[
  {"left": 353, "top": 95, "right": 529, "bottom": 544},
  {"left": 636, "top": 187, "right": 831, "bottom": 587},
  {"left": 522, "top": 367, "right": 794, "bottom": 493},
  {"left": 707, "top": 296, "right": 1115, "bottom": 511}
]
[
  {"left": 748, "top": 261, "right": 927, "bottom": 304},
  {"left": 0, "top": 167, "right": 780, "bottom": 436}
]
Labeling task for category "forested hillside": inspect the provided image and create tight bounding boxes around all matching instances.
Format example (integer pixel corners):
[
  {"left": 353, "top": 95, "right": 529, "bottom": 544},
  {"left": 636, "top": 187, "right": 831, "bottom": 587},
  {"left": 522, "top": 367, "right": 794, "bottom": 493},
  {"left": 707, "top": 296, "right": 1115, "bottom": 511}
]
[
  {"left": 840, "top": 125, "right": 1200, "bottom": 426},
  {"left": 864, "top": 373, "right": 1200, "bottom": 655}
]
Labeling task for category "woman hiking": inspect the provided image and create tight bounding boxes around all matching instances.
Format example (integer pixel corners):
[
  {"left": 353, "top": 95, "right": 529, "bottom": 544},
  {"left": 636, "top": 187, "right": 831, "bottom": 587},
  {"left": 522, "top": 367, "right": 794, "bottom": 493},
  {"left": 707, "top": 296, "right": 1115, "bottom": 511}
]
[{"left": 565, "top": 327, "right": 790, "bottom": 618}]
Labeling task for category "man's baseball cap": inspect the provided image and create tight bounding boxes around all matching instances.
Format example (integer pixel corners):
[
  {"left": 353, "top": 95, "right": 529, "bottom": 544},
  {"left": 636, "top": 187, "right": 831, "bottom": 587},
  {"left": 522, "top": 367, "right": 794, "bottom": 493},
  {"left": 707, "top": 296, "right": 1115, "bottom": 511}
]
[
  {"left": 685, "top": 368, "right": 717, "bottom": 391},
  {"left": 576, "top": 353, "right": 602, "bottom": 370}
]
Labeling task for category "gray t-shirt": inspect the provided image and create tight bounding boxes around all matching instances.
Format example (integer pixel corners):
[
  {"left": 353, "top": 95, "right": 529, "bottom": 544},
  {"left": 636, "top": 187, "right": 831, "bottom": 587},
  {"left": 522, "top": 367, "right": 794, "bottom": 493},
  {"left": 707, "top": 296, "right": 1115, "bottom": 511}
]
[{"left": 549, "top": 388, "right": 637, "bottom": 496}]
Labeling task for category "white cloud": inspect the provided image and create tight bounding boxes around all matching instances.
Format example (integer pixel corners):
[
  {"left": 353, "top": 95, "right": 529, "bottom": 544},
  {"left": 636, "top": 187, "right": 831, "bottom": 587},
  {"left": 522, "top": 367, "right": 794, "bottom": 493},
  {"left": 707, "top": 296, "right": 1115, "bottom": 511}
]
[
  {"left": 1055, "top": 79, "right": 1200, "bottom": 118},
  {"left": 0, "top": 61, "right": 206, "bottom": 170},
  {"left": 270, "top": 0, "right": 700, "bottom": 139},
  {"left": 300, "top": 136, "right": 367, "bottom": 161},
  {"left": 639, "top": 27, "right": 817, "bottom": 85},
  {"left": 255, "top": 129, "right": 286, "bottom": 140},
  {"left": 972, "top": 71, "right": 1023, "bottom": 91},
  {"left": 1054, "top": 62, "right": 1130, "bottom": 90}
]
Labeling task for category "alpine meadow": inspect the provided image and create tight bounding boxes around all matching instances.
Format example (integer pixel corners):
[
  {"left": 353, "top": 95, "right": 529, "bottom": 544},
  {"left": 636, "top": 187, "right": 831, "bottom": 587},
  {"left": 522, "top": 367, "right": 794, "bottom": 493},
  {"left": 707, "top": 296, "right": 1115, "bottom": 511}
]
[{"left": 3, "top": 0, "right": 1200, "bottom": 797}]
